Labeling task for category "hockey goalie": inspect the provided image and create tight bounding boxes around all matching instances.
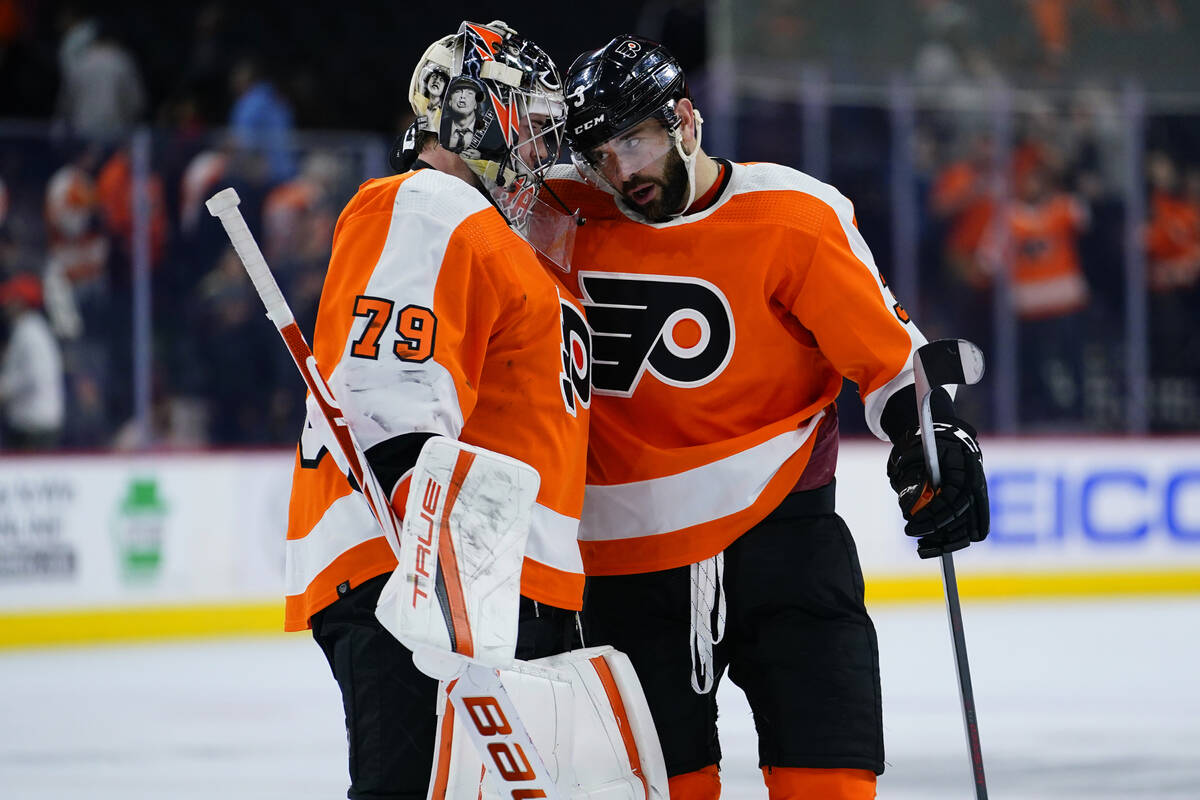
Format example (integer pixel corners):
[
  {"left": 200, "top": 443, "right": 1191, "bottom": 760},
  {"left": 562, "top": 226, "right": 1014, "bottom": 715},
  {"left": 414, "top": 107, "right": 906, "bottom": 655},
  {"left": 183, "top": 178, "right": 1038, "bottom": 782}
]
[{"left": 210, "top": 19, "right": 668, "bottom": 799}]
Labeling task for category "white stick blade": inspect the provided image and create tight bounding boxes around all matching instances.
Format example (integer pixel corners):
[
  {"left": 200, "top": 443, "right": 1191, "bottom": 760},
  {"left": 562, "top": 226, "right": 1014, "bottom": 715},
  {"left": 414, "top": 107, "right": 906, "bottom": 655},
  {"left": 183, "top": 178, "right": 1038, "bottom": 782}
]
[
  {"left": 205, "top": 188, "right": 241, "bottom": 217},
  {"left": 915, "top": 338, "right": 986, "bottom": 388},
  {"left": 956, "top": 339, "right": 986, "bottom": 385}
]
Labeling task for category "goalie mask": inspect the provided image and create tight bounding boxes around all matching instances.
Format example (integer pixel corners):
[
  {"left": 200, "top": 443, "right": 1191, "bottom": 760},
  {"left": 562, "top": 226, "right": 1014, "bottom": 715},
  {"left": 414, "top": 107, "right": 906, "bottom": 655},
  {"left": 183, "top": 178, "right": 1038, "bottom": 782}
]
[
  {"left": 408, "top": 21, "right": 568, "bottom": 234},
  {"left": 564, "top": 36, "right": 704, "bottom": 221}
]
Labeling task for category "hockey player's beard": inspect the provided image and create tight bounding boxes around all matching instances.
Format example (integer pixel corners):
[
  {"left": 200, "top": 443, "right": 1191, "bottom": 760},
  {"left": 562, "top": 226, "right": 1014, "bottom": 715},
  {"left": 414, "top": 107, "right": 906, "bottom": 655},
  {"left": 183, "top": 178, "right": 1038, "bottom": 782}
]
[{"left": 619, "top": 147, "right": 689, "bottom": 222}]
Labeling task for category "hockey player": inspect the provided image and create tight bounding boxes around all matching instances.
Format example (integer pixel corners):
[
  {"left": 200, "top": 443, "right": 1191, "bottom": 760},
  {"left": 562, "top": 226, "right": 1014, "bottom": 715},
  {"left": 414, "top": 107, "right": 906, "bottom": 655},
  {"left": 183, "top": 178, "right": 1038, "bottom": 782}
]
[
  {"left": 284, "top": 22, "right": 594, "bottom": 798},
  {"left": 548, "top": 36, "right": 991, "bottom": 799}
]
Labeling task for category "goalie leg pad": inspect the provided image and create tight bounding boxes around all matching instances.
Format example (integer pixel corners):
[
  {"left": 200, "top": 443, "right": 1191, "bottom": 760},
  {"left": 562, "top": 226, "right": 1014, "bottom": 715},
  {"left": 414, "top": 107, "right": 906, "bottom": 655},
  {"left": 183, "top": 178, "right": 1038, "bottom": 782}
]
[
  {"left": 428, "top": 647, "right": 668, "bottom": 800},
  {"left": 376, "top": 436, "right": 541, "bottom": 669}
]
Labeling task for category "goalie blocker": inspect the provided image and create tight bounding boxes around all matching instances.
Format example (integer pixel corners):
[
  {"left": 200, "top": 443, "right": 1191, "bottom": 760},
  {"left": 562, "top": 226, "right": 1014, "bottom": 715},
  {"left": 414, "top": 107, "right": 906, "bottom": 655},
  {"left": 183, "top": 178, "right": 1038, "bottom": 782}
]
[{"left": 379, "top": 436, "right": 667, "bottom": 798}]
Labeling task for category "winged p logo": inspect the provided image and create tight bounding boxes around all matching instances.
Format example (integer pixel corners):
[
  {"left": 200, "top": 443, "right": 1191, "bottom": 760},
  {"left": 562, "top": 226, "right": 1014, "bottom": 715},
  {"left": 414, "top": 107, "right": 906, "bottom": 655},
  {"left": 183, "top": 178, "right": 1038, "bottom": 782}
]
[{"left": 578, "top": 272, "right": 734, "bottom": 396}]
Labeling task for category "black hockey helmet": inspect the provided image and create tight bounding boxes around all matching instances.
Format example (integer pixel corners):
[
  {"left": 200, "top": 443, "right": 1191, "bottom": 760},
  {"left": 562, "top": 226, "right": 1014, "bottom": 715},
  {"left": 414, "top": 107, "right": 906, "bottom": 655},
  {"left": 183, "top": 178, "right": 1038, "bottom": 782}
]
[{"left": 563, "top": 35, "right": 689, "bottom": 156}]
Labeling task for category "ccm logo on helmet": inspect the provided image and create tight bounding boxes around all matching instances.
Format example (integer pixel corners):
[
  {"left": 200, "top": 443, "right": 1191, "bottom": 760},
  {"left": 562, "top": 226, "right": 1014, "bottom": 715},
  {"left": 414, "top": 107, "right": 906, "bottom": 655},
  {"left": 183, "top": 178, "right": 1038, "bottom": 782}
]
[
  {"left": 573, "top": 114, "right": 605, "bottom": 134},
  {"left": 559, "top": 296, "right": 592, "bottom": 415},
  {"left": 578, "top": 272, "right": 734, "bottom": 396}
]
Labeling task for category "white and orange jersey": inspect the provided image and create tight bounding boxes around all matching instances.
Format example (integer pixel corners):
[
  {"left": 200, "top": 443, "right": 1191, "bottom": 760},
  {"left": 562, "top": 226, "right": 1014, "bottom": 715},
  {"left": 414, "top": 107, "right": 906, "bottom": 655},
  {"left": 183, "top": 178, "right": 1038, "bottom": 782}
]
[
  {"left": 284, "top": 168, "right": 591, "bottom": 630},
  {"left": 545, "top": 160, "right": 926, "bottom": 576},
  {"left": 992, "top": 194, "right": 1089, "bottom": 319}
]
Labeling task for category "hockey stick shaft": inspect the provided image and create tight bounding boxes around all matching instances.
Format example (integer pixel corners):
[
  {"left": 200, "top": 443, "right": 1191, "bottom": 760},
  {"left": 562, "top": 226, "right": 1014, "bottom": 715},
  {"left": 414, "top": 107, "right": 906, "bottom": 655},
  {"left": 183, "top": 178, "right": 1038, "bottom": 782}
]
[
  {"left": 206, "top": 188, "right": 560, "bottom": 799},
  {"left": 205, "top": 189, "right": 401, "bottom": 556},
  {"left": 913, "top": 339, "right": 988, "bottom": 800}
]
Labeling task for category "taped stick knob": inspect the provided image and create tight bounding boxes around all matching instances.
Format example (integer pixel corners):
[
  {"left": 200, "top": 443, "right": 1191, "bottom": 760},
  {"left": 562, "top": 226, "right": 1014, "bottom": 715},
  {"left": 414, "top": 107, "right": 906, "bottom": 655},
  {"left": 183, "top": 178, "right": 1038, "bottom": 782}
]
[{"left": 205, "top": 188, "right": 242, "bottom": 217}]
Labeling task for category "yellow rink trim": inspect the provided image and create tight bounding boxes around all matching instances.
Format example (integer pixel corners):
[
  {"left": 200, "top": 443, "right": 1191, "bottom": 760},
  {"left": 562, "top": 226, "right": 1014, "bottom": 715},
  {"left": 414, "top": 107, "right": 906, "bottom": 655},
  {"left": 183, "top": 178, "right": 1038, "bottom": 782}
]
[
  {"left": 2, "top": 569, "right": 1200, "bottom": 649},
  {"left": 0, "top": 601, "right": 285, "bottom": 649},
  {"left": 865, "top": 568, "right": 1200, "bottom": 605}
]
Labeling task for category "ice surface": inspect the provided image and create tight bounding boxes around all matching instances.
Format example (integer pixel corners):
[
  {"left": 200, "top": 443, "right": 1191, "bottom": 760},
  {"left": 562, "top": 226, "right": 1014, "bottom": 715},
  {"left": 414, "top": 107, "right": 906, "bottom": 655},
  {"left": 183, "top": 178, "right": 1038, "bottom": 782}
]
[{"left": 2, "top": 598, "right": 1197, "bottom": 799}]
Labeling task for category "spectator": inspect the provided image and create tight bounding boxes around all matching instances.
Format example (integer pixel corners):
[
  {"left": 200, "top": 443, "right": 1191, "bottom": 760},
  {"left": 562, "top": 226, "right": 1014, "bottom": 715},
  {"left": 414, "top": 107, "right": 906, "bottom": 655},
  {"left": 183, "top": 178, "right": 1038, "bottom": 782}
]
[
  {"left": 982, "top": 151, "right": 1091, "bottom": 427},
  {"left": 1145, "top": 152, "right": 1200, "bottom": 293},
  {"left": 178, "top": 147, "right": 229, "bottom": 236},
  {"left": 53, "top": 16, "right": 146, "bottom": 140},
  {"left": 96, "top": 145, "right": 168, "bottom": 271},
  {"left": 0, "top": 275, "right": 64, "bottom": 450},
  {"left": 913, "top": 1, "right": 1006, "bottom": 136},
  {"left": 228, "top": 56, "right": 296, "bottom": 184},
  {"left": 39, "top": 159, "right": 114, "bottom": 448},
  {"left": 931, "top": 132, "right": 997, "bottom": 290},
  {"left": 260, "top": 150, "right": 343, "bottom": 336},
  {"left": 42, "top": 161, "right": 109, "bottom": 340},
  {"left": 1144, "top": 152, "right": 1200, "bottom": 414},
  {"left": 261, "top": 150, "right": 343, "bottom": 264},
  {"left": 193, "top": 249, "right": 292, "bottom": 444}
]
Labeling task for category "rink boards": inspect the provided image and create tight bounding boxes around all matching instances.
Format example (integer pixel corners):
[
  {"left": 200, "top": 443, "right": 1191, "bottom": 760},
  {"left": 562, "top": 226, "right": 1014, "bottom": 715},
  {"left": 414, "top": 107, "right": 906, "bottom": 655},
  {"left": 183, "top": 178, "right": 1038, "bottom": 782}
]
[{"left": 0, "top": 438, "right": 1197, "bottom": 646}]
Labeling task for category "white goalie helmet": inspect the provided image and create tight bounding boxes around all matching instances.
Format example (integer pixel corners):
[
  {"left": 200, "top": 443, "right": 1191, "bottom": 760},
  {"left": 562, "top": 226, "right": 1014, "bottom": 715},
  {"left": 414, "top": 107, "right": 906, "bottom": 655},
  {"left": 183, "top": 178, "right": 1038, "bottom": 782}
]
[{"left": 408, "top": 20, "right": 568, "bottom": 233}]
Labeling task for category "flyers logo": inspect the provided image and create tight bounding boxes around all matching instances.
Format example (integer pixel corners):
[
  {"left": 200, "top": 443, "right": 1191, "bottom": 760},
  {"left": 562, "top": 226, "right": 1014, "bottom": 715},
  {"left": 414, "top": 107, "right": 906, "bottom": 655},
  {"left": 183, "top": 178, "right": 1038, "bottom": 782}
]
[
  {"left": 559, "top": 296, "right": 591, "bottom": 415},
  {"left": 578, "top": 272, "right": 734, "bottom": 396},
  {"left": 616, "top": 40, "right": 642, "bottom": 59}
]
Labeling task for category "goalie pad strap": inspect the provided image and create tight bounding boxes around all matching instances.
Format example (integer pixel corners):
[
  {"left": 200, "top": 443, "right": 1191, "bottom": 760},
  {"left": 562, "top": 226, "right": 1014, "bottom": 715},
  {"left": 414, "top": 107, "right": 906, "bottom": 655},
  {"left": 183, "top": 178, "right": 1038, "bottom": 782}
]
[
  {"left": 430, "top": 683, "right": 458, "bottom": 799},
  {"left": 436, "top": 449, "right": 475, "bottom": 658},
  {"left": 589, "top": 654, "right": 650, "bottom": 797}
]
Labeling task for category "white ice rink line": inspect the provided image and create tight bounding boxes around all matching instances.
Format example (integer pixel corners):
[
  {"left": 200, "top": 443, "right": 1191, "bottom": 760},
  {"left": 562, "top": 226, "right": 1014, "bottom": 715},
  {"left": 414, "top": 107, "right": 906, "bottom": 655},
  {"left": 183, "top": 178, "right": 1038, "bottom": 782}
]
[{"left": 2, "top": 598, "right": 1198, "bottom": 799}]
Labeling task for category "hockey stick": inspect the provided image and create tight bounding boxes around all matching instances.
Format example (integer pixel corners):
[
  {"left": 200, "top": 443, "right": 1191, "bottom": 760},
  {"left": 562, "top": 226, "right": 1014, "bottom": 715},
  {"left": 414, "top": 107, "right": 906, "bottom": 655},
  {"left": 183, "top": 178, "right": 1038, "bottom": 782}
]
[
  {"left": 912, "top": 338, "right": 988, "bottom": 800},
  {"left": 206, "top": 188, "right": 562, "bottom": 799}
]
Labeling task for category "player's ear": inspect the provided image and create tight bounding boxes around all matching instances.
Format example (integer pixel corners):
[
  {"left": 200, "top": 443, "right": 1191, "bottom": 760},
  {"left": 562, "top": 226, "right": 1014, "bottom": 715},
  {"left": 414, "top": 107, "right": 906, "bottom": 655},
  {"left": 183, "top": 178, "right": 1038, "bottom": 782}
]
[{"left": 676, "top": 98, "right": 697, "bottom": 148}]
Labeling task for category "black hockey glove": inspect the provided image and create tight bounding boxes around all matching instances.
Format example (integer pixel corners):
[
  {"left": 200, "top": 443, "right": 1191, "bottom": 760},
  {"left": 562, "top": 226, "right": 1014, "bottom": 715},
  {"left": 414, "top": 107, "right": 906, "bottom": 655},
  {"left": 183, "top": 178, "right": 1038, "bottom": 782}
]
[{"left": 886, "top": 419, "right": 989, "bottom": 559}]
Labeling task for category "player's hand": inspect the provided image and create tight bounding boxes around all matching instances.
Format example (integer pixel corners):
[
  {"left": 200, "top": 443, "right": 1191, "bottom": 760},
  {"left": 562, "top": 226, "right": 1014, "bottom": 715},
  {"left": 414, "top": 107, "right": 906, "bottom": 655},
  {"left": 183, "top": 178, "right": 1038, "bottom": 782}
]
[{"left": 886, "top": 419, "right": 989, "bottom": 559}]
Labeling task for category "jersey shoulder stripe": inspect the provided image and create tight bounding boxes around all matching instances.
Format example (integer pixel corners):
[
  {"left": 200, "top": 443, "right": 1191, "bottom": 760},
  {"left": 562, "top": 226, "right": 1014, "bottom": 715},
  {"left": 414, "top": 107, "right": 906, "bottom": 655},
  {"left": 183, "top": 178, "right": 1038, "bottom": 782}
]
[
  {"left": 341, "top": 169, "right": 525, "bottom": 256},
  {"left": 719, "top": 162, "right": 851, "bottom": 236},
  {"left": 348, "top": 170, "right": 491, "bottom": 223}
]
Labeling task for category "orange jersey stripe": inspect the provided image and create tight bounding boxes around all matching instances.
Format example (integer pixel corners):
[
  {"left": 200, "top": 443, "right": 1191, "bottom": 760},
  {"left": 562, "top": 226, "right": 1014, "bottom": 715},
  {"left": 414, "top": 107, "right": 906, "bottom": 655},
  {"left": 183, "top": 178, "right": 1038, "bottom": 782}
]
[
  {"left": 517, "top": 556, "right": 585, "bottom": 611},
  {"left": 284, "top": 537, "right": 396, "bottom": 631},
  {"left": 579, "top": 421, "right": 822, "bottom": 575}
]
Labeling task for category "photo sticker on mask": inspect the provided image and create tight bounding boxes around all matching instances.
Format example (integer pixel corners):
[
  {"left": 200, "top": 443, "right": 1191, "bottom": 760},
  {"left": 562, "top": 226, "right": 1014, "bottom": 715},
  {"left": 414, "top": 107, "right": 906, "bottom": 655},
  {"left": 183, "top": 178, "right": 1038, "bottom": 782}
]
[
  {"left": 419, "top": 64, "right": 450, "bottom": 114},
  {"left": 441, "top": 77, "right": 487, "bottom": 153}
]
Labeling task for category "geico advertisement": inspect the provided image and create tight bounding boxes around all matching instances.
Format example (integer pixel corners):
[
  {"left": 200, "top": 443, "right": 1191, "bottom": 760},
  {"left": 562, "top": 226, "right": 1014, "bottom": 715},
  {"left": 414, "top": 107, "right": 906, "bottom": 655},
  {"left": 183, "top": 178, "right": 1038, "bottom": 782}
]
[
  {"left": 1, "top": 440, "right": 1197, "bottom": 611},
  {"left": 0, "top": 453, "right": 292, "bottom": 611},
  {"left": 840, "top": 438, "right": 1200, "bottom": 574}
]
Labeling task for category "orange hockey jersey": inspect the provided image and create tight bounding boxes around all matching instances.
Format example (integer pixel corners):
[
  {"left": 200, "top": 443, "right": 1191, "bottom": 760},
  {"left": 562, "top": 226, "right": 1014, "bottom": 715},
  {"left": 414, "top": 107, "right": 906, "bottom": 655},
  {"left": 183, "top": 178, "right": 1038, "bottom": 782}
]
[
  {"left": 546, "top": 161, "right": 925, "bottom": 576},
  {"left": 284, "top": 169, "right": 590, "bottom": 630},
  {"left": 993, "top": 194, "right": 1089, "bottom": 319}
]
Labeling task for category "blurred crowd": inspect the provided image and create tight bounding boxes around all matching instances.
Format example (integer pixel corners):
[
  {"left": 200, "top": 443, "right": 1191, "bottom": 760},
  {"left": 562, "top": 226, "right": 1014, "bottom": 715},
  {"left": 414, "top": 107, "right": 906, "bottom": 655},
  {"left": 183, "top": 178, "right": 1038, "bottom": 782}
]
[
  {"left": 0, "top": 3, "right": 373, "bottom": 450},
  {"left": 0, "top": 0, "right": 1197, "bottom": 451}
]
